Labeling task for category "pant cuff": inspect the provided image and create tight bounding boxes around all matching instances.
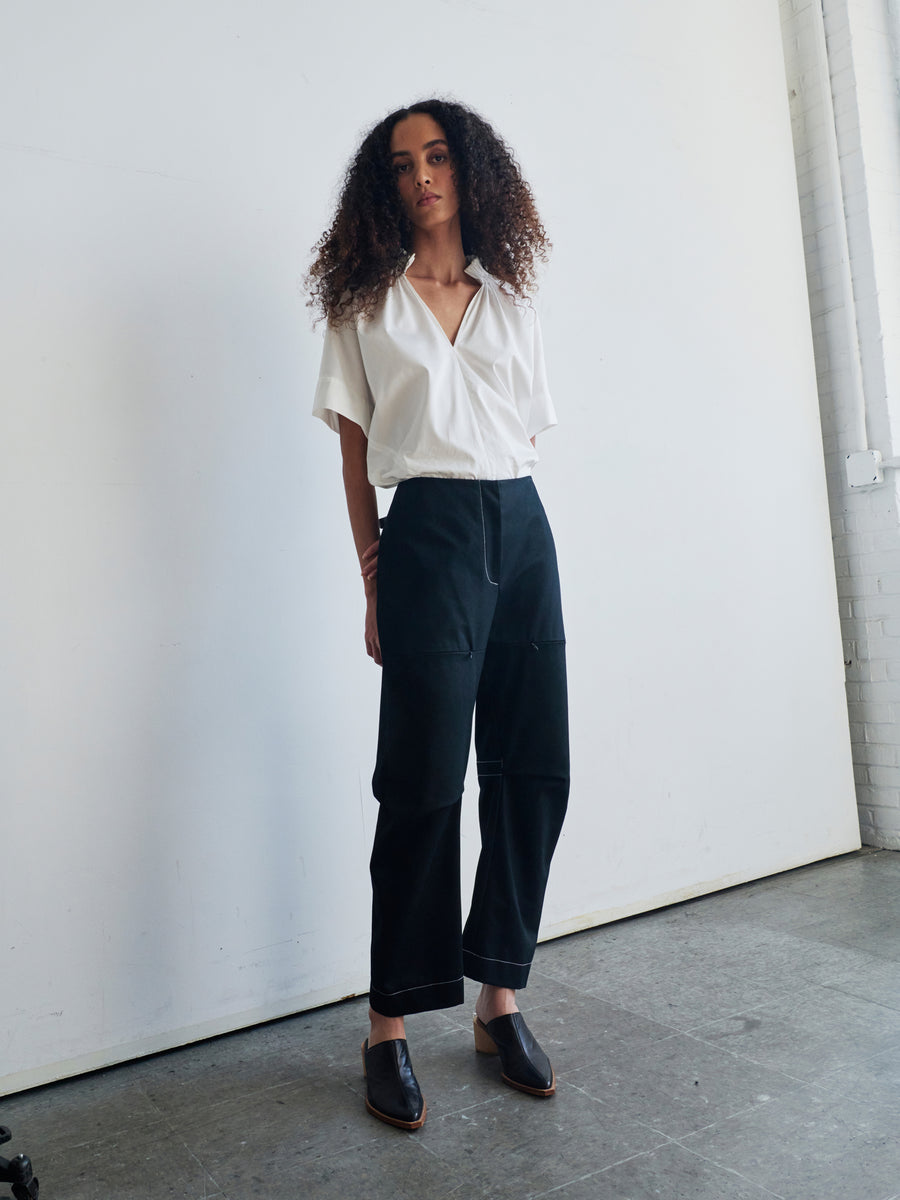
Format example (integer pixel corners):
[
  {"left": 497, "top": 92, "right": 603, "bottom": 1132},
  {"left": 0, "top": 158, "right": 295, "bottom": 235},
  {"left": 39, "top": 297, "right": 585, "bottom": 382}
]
[
  {"left": 462, "top": 948, "right": 532, "bottom": 990},
  {"left": 369, "top": 976, "right": 465, "bottom": 1017}
]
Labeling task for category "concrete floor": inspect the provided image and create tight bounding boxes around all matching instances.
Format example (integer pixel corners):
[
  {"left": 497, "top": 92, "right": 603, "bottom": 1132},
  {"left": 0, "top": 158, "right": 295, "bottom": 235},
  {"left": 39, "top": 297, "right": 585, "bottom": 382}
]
[{"left": 3, "top": 848, "right": 900, "bottom": 1200}]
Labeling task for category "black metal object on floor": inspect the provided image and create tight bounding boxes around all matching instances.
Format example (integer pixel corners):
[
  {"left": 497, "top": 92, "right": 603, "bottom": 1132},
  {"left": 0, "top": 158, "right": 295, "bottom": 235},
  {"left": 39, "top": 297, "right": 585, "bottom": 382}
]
[{"left": 0, "top": 1126, "right": 38, "bottom": 1200}]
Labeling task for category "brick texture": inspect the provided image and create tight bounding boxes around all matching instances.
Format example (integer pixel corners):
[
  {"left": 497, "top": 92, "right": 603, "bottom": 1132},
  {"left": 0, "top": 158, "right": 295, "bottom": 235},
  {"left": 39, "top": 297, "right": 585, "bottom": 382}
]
[{"left": 780, "top": 0, "right": 900, "bottom": 847}]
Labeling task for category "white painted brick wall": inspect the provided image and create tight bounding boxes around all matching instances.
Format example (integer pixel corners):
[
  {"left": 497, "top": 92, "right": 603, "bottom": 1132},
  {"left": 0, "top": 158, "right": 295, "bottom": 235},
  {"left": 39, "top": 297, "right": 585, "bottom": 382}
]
[{"left": 780, "top": 0, "right": 900, "bottom": 847}]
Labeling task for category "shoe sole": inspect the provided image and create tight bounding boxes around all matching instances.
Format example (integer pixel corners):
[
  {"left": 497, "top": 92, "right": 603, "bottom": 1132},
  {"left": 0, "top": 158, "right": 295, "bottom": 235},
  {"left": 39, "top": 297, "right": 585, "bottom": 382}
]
[
  {"left": 499, "top": 1069, "right": 556, "bottom": 1098},
  {"left": 364, "top": 1096, "right": 427, "bottom": 1131}
]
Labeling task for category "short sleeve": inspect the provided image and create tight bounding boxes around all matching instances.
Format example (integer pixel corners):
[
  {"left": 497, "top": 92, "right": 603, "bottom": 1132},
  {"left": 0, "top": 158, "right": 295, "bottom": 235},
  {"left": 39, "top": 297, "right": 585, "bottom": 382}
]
[
  {"left": 312, "top": 319, "right": 375, "bottom": 436},
  {"left": 524, "top": 311, "right": 557, "bottom": 438}
]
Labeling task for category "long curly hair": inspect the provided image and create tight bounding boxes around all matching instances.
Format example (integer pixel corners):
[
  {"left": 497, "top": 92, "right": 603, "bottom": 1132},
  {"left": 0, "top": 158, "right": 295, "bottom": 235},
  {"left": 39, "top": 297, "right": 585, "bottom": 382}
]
[{"left": 306, "top": 99, "right": 550, "bottom": 326}]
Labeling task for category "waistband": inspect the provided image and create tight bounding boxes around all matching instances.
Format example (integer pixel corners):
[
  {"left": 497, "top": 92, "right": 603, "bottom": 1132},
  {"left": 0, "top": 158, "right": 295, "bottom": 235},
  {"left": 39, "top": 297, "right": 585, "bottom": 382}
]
[{"left": 394, "top": 476, "right": 537, "bottom": 492}]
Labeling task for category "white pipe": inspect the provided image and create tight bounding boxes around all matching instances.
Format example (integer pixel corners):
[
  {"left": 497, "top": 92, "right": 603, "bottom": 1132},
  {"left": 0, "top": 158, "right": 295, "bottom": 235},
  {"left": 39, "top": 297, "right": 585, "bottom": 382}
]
[{"left": 811, "top": 0, "right": 870, "bottom": 452}]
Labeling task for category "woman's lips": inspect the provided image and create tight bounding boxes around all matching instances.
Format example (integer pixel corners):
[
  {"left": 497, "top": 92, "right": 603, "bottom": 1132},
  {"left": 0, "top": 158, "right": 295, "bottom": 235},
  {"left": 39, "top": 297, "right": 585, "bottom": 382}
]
[{"left": 417, "top": 193, "right": 439, "bottom": 207}]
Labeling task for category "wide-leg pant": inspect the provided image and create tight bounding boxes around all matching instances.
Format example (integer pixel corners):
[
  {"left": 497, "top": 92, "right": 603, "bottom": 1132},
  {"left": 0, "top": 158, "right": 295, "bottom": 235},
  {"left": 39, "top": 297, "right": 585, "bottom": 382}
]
[{"left": 369, "top": 476, "right": 569, "bottom": 1017}]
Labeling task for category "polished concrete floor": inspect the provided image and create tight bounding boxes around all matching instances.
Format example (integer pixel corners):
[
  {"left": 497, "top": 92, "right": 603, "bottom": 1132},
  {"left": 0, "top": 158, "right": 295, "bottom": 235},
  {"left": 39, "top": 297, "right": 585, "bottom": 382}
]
[{"left": 3, "top": 848, "right": 900, "bottom": 1200}]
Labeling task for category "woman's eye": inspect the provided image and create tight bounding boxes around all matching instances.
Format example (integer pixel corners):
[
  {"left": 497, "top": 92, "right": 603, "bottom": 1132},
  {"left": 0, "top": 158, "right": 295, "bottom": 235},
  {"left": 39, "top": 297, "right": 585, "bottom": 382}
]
[
  {"left": 395, "top": 163, "right": 411, "bottom": 174},
  {"left": 430, "top": 154, "right": 446, "bottom": 164}
]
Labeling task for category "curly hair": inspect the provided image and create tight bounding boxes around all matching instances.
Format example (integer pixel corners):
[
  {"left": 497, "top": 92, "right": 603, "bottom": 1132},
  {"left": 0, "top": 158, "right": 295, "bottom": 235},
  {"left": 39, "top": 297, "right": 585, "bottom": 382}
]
[{"left": 306, "top": 99, "right": 550, "bottom": 326}]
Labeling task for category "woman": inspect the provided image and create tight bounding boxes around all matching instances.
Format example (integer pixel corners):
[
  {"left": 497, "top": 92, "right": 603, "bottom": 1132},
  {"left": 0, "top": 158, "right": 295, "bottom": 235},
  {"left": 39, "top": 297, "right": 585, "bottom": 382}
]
[{"left": 308, "top": 99, "right": 569, "bottom": 1131}]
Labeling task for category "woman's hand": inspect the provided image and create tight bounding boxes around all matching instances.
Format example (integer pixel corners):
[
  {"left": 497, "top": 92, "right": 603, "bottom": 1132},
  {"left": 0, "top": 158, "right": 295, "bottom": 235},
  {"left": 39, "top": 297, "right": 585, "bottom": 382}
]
[
  {"left": 360, "top": 538, "right": 379, "bottom": 582},
  {"left": 361, "top": 538, "right": 381, "bottom": 663},
  {"left": 365, "top": 591, "right": 382, "bottom": 665}
]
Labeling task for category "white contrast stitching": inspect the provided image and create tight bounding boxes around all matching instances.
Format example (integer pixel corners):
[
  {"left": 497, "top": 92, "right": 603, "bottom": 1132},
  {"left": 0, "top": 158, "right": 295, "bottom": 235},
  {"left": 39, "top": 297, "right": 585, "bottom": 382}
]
[
  {"left": 373, "top": 975, "right": 464, "bottom": 997},
  {"left": 464, "top": 950, "right": 534, "bottom": 968}
]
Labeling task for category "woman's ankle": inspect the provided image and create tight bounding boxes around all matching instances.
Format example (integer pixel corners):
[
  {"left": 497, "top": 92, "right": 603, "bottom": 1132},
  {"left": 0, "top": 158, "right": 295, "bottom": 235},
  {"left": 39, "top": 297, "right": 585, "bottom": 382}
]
[
  {"left": 368, "top": 1006, "right": 406, "bottom": 1047},
  {"left": 475, "top": 985, "right": 519, "bottom": 1025}
]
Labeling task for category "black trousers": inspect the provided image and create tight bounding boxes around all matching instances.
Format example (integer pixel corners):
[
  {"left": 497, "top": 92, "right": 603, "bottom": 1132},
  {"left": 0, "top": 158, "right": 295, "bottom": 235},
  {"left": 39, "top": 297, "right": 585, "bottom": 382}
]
[{"left": 369, "top": 477, "right": 569, "bottom": 1017}]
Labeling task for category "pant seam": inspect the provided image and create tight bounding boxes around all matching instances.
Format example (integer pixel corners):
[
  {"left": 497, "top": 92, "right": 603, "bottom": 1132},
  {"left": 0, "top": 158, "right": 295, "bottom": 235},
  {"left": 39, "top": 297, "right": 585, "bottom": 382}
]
[
  {"left": 478, "top": 483, "right": 499, "bottom": 587},
  {"left": 465, "top": 772, "right": 504, "bottom": 946},
  {"left": 488, "top": 638, "right": 566, "bottom": 647}
]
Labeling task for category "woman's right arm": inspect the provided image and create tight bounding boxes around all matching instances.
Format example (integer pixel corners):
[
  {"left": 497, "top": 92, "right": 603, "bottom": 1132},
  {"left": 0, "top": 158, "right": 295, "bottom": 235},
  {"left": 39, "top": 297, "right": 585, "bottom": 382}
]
[{"left": 338, "top": 414, "right": 382, "bottom": 665}]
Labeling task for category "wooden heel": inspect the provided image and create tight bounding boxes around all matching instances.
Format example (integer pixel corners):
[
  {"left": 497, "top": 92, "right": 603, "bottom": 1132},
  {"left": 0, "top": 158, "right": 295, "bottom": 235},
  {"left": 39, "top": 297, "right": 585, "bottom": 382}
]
[{"left": 473, "top": 1016, "right": 499, "bottom": 1055}]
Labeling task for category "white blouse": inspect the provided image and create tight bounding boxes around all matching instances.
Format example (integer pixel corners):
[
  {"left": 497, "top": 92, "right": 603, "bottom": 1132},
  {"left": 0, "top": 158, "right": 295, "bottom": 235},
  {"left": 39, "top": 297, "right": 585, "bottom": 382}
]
[{"left": 312, "top": 256, "right": 556, "bottom": 488}]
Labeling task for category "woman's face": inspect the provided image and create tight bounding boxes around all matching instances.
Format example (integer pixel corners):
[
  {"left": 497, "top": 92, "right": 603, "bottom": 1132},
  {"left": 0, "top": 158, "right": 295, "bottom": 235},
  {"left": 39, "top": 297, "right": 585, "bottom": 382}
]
[{"left": 389, "top": 112, "right": 460, "bottom": 232}]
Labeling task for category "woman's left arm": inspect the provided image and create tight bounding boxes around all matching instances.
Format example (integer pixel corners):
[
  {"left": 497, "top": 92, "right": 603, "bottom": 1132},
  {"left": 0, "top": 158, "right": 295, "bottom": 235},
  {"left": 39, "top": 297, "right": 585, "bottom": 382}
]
[{"left": 338, "top": 415, "right": 382, "bottom": 665}]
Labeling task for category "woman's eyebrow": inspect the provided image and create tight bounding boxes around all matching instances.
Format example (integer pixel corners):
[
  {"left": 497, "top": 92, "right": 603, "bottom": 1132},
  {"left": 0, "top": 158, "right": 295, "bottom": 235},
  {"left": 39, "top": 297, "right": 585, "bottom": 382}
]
[{"left": 390, "top": 139, "right": 449, "bottom": 159}]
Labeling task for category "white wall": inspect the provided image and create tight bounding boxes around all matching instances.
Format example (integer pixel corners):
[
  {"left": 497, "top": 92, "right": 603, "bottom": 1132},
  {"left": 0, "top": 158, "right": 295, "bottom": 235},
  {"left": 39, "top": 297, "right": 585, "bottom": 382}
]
[{"left": 0, "top": 0, "right": 859, "bottom": 1093}]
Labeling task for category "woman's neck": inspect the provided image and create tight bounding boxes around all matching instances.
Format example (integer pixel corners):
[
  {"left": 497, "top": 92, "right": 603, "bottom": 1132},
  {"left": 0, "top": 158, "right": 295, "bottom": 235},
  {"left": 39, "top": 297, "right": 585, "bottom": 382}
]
[{"left": 408, "top": 220, "right": 468, "bottom": 284}]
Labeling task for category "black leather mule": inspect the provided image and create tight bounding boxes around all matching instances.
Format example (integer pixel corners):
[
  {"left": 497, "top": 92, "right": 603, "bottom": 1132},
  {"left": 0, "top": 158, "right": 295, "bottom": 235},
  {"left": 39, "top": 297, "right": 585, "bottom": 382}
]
[
  {"left": 473, "top": 1012, "right": 556, "bottom": 1097},
  {"left": 361, "top": 1038, "right": 427, "bottom": 1130}
]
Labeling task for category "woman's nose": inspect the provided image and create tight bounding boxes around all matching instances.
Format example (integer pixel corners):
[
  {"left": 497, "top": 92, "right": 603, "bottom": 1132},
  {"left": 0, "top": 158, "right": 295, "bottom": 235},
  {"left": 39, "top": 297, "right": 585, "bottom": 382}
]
[{"left": 416, "top": 165, "right": 431, "bottom": 187}]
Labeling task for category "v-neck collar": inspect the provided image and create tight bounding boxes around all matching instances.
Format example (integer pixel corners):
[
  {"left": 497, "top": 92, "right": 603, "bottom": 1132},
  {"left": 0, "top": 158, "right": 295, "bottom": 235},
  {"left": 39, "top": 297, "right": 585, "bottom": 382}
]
[
  {"left": 403, "top": 253, "right": 485, "bottom": 280},
  {"left": 401, "top": 255, "right": 485, "bottom": 348}
]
